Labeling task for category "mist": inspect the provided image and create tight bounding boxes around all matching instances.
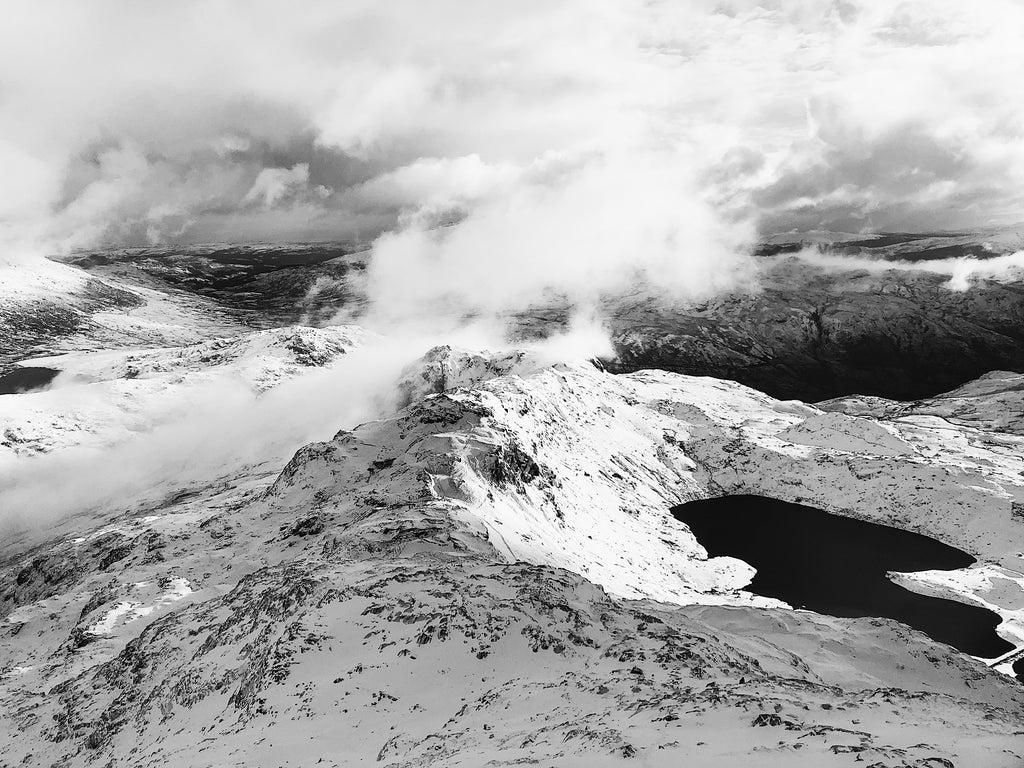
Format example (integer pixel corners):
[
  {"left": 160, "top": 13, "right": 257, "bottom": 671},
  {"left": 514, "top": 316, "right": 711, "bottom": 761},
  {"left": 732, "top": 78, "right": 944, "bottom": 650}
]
[
  {"left": 6, "top": 1, "right": 1024, "bottom": 532},
  {"left": 0, "top": 324, "right": 612, "bottom": 537},
  {"left": 0, "top": 342, "right": 405, "bottom": 538},
  {"left": 787, "top": 248, "right": 1024, "bottom": 292},
  {"left": 6, "top": 2, "right": 1024, "bottom": 300}
]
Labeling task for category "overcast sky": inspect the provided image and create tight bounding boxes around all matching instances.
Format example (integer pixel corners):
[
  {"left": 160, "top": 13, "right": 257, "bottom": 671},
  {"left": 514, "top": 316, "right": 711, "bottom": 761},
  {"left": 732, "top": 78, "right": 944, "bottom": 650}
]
[
  {"left": 4, "top": 0, "right": 1024, "bottom": 256},
  {"left": 6, "top": 0, "right": 1024, "bottom": 530}
]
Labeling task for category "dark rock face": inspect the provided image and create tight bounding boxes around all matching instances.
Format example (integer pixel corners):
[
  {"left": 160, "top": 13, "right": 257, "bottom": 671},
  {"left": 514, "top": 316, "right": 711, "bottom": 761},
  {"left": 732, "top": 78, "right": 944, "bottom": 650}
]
[
  {"left": 603, "top": 259, "right": 1024, "bottom": 402},
  {"left": 489, "top": 441, "right": 551, "bottom": 489},
  {"left": 1, "top": 532, "right": 134, "bottom": 618}
]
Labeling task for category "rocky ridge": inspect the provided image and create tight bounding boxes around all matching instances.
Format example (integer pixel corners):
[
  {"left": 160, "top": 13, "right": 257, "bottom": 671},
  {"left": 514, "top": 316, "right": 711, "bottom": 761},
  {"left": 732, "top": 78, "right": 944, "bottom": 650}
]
[{"left": 2, "top": 343, "right": 1024, "bottom": 766}]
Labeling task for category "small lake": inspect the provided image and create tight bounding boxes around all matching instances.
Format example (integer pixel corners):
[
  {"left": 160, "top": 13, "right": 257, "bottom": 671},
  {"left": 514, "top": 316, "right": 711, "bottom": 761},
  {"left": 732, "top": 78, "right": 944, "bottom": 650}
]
[
  {"left": 672, "top": 494, "right": 1013, "bottom": 659},
  {"left": 0, "top": 367, "right": 60, "bottom": 395}
]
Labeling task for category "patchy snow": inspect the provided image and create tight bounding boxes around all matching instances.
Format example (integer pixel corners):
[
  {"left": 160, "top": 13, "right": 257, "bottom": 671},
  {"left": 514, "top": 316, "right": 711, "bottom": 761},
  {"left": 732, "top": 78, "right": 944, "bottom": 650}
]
[
  {"left": 27, "top": 324, "right": 368, "bottom": 383},
  {"left": 89, "top": 601, "right": 140, "bottom": 635},
  {"left": 1, "top": 666, "right": 34, "bottom": 679},
  {"left": 88, "top": 578, "right": 194, "bottom": 635},
  {"left": 778, "top": 411, "right": 915, "bottom": 456}
]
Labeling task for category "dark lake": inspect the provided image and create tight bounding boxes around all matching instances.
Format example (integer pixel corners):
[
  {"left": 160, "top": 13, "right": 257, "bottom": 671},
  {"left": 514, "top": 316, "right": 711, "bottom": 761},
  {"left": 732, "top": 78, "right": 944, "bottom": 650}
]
[
  {"left": 0, "top": 367, "right": 60, "bottom": 395},
  {"left": 672, "top": 495, "right": 1014, "bottom": 659}
]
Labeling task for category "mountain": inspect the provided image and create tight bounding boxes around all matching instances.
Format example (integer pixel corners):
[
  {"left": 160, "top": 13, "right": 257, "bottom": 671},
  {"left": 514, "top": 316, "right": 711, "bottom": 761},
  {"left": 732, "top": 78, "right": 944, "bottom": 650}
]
[
  {"left": 602, "top": 251, "right": 1024, "bottom": 402},
  {"left": 61, "top": 242, "right": 366, "bottom": 327},
  {"left": 2, "top": 343, "right": 1023, "bottom": 766},
  {"left": 19, "top": 233, "right": 1024, "bottom": 405},
  {"left": 0, "top": 325, "right": 366, "bottom": 458},
  {"left": 0, "top": 256, "right": 253, "bottom": 372}
]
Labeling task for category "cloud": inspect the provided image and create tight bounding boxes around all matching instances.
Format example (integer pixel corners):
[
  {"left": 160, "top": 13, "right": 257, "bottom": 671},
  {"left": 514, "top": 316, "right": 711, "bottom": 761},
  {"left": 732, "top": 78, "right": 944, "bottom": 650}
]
[
  {"left": 787, "top": 247, "right": 1024, "bottom": 292},
  {"left": 0, "top": 338, "right": 414, "bottom": 534},
  {"left": 361, "top": 151, "right": 755, "bottom": 328},
  {"left": 345, "top": 155, "right": 520, "bottom": 222},
  {"left": 0, "top": 323, "right": 615, "bottom": 535},
  {"left": 243, "top": 163, "right": 314, "bottom": 209},
  {"left": 3, "top": 1, "right": 1024, "bottom": 305}
]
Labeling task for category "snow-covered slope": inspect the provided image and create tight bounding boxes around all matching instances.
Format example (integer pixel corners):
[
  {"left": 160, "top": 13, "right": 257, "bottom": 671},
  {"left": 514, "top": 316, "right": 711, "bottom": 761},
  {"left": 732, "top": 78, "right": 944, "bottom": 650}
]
[
  {"left": 0, "top": 326, "right": 366, "bottom": 457},
  {"left": 2, "top": 344, "right": 1024, "bottom": 766},
  {"left": 822, "top": 369, "right": 1024, "bottom": 436},
  {"left": 0, "top": 256, "right": 91, "bottom": 303},
  {"left": 0, "top": 255, "right": 256, "bottom": 371}
]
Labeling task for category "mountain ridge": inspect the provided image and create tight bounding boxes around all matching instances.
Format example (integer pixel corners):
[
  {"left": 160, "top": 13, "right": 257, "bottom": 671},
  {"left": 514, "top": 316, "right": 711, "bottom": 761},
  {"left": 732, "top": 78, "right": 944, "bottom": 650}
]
[{"left": 3, "top": 342, "right": 1024, "bottom": 765}]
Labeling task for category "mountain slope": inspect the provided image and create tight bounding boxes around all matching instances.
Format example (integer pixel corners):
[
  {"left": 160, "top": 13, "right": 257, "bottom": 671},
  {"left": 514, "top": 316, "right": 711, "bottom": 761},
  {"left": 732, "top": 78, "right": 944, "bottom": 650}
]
[
  {"left": 0, "top": 325, "right": 365, "bottom": 458},
  {"left": 47, "top": 236, "right": 1024, "bottom": 403},
  {"left": 2, "top": 345, "right": 1024, "bottom": 766}
]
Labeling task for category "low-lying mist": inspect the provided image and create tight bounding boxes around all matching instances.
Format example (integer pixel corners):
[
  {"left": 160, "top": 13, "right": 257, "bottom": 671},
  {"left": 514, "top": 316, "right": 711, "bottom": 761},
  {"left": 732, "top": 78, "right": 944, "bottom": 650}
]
[
  {"left": 787, "top": 248, "right": 1024, "bottom": 291},
  {"left": 8, "top": 0, "right": 1024, "bottom": 541},
  {"left": 0, "top": 324, "right": 610, "bottom": 537}
]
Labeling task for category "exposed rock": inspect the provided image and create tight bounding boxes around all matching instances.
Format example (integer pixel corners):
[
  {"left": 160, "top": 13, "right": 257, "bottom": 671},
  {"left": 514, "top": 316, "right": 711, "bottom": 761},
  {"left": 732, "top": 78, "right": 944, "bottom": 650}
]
[{"left": 585, "top": 249, "right": 1024, "bottom": 402}]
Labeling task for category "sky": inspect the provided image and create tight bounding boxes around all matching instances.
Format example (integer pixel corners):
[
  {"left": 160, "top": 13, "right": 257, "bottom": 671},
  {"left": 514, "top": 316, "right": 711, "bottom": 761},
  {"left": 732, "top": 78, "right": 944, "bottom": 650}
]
[
  {"left": 4, "top": 0, "right": 1024, "bottom": 251},
  {"left": 5, "top": 0, "right": 1024, "bottom": 528},
  {"left": 4, "top": 1, "right": 1024, "bottom": 316}
]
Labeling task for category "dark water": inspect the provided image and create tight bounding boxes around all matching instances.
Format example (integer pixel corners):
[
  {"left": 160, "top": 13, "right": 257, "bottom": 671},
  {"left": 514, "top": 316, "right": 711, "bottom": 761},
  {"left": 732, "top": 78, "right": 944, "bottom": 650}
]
[
  {"left": 672, "top": 495, "right": 1013, "bottom": 659},
  {"left": 1014, "top": 657, "right": 1024, "bottom": 682},
  {"left": 0, "top": 367, "right": 60, "bottom": 395}
]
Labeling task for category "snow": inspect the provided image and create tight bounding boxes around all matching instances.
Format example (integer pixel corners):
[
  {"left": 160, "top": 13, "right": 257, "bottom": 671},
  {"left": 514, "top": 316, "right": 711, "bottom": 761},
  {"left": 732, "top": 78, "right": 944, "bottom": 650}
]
[
  {"left": 88, "top": 578, "right": 195, "bottom": 635},
  {"left": 0, "top": 325, "right": 367, "bottom": 458},
  {"left": 262, "top": 348, "right": 1024, "bottom": 624},
  {"left": 0, "top": 257, "right": 88, "bottom": 302},
  {"left": 3, "top": 337, "right": 1024, "bottom": 765},
  {"left": 89, "top": 601, "right": 139, "bottom": 635},
  {"left": 892, "top": 564, "right": 1024, "bottom": 666}
]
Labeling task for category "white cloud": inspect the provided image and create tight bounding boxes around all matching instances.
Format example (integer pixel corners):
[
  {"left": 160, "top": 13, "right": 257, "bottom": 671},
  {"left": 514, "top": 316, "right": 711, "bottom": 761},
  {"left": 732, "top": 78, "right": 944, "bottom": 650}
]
[
  {"left": 348, "top": 155, "right": 520, "bottom": 213},
  {"left": 243, "top": 163, "right": 311, "bottom": 209},
  {"left": 2, "top": 0, "right": 1024, "bottom": 301},
  {"left": 788, "top": 248, "right": 1024, "bottom": 292},
  {"left": 9, "top": 1, "right": 1024, "bottom": 531},
  {"left": 363, "top": 150, "right": 755, "bottom": 327}
]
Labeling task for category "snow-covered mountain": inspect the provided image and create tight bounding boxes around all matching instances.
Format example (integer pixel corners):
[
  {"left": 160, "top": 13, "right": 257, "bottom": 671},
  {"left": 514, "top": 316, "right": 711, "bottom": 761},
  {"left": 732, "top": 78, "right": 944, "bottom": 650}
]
[
  {"left": 0, "top": 326, "right": 367, "bottom": 458},
  {"left": 0, "top": 255, "right": 253, "bottom": 371},
  {"left": 31, "top": 236, "right": 1024, "bottom": 404},
  {"left": 2, "top": 339, "right": 1023, "bottom": 766}
]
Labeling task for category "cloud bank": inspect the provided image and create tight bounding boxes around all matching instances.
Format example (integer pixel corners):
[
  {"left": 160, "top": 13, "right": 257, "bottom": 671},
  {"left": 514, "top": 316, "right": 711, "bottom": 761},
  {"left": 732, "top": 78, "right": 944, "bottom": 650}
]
[
  {"left": 4, "top": 2, "right": 1024, "bottom": 294},
  {"left": 0, "top": 324, "right": 616, "bottom": 536},
  {"left": 6, "top": 1, "right": 1024, "bottom": 532},
  {"left": 788, "top": 247, "right": 1024, "bottom": 292}
]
